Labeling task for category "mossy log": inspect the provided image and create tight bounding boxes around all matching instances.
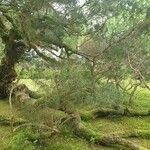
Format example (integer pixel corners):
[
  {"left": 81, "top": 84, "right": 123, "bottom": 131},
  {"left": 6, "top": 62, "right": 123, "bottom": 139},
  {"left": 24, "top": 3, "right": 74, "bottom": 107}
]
[
  {"left": 81, "top": 108, "right": 150, "bottom": 121},
  {"left": 119, "top": 130, "right": 150, "bottom": 139}
]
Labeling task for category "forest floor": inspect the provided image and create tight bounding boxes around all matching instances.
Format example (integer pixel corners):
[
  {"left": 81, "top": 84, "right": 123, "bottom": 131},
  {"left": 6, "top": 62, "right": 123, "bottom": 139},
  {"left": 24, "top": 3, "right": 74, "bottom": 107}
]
[{"left": 0, "top": 79, "right": 150, "bottom": 150}]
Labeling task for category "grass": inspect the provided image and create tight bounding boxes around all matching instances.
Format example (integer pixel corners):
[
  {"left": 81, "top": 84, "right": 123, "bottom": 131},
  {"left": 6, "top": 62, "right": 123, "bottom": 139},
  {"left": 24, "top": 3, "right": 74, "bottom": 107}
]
[{"left": 0, "top": 80, "right": 150, "bottom": 150}]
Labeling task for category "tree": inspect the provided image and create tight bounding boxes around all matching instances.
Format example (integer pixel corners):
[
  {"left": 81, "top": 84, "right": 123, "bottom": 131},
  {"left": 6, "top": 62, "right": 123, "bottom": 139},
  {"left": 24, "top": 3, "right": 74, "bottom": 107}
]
[
  {"left": 0, "top": 0, "right": 150, "bottom": 98},
  {"left": 0, "top": 0, "right": 150, "bottom": 149},
  {"left": 0, "top": 0, "right": 85, "bottom": 97}
]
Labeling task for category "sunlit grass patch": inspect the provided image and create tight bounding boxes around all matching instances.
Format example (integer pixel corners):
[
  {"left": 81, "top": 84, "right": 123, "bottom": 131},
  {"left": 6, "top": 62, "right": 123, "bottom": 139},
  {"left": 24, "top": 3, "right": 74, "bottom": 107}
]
[{"left": 131, "top": 87, "right": 150, "bottom": 111}]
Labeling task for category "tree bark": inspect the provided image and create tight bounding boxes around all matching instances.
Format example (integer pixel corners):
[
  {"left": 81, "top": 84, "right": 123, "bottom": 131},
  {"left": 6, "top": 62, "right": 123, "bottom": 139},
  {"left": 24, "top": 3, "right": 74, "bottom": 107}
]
[{"left": 0, "top": 29, "right": 26, "bottom": 98}]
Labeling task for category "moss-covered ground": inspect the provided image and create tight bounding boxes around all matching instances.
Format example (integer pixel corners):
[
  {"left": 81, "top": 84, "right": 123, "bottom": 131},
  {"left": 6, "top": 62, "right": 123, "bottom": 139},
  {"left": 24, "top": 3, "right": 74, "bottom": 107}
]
[{"left": 0, "top": 82, "right": 149, "bottom": 150}]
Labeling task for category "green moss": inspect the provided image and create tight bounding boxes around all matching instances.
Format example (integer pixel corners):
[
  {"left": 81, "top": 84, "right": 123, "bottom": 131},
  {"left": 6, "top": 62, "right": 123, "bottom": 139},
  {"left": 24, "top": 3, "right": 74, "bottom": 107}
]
[
  {"left": 47, "top": 135, "right": 114, "bottom": 150},
  {"left": 0, "top": 100, "right": 11, "bottom": 116},
  {"left": 130, "top": 88, "right": 150, "bottom": 111},
  {"left": 80, "top": 110, "right": 95, "bottom": 121},
  {"left": 85, "top": 116, "right": 150, "bottom": 135},
  {"left": 129, "top": 139, "right": 150, "bottom": 149}
]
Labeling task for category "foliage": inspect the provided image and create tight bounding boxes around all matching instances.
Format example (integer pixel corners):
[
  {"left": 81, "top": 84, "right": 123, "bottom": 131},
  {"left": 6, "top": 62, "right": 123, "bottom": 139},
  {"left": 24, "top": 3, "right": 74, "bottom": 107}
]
[
  {"left": 39, "top": 60, "right": 125, "bottom": 108},
  {"left": 53, "top": 61, "right": 91, "bottom": 103},
  {"left": 0, "top": 0, "right": 149, "bottom": 98},
  {"left": 94, "top": 82, "right": 124, "bottom": 107},
  {"left": 15, "top": 62, "right": 53, "bottom": 79}
]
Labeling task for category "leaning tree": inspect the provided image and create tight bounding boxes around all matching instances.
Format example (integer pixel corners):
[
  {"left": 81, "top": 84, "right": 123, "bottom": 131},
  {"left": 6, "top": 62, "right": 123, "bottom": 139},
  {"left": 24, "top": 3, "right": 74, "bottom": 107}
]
[
  {"left": 0, "top": 0, "right": 149, "bottom": 99},
  {"left": 0, "top": 0, "right": 86, "bottom": 98}
]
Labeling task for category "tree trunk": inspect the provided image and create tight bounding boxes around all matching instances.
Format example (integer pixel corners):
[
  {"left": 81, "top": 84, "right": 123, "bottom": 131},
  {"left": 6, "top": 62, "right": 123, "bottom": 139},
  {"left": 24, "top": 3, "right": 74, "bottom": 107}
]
[{"left": 0, "top": 29, "right": 26, "bottom": 98}]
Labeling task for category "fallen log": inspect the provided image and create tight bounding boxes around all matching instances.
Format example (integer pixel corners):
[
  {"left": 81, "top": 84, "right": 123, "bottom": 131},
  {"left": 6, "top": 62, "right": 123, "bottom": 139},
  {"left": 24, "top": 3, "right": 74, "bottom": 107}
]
[{"left": 81, "top": 108, "right": 150, "bottom": 121}]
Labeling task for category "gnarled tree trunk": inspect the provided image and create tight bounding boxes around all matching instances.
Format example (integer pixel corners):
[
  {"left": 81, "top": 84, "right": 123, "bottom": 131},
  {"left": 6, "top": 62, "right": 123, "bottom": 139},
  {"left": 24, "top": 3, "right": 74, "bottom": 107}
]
[{"left": 0, "top": 29, "right": 26, "bottom": 98}]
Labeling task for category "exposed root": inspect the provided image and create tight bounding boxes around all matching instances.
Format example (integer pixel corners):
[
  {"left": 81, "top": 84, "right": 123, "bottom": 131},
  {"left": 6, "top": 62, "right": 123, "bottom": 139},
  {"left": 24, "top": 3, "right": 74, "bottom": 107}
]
[
  {"left": 59, "top": 101, "right": 148, "bottom": 150},
  {"left": 81, "top": 108, "right": 150, "bottom": 121},
  {"left": 72, "top": 117, "right": 148, "bottom": 150}
]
